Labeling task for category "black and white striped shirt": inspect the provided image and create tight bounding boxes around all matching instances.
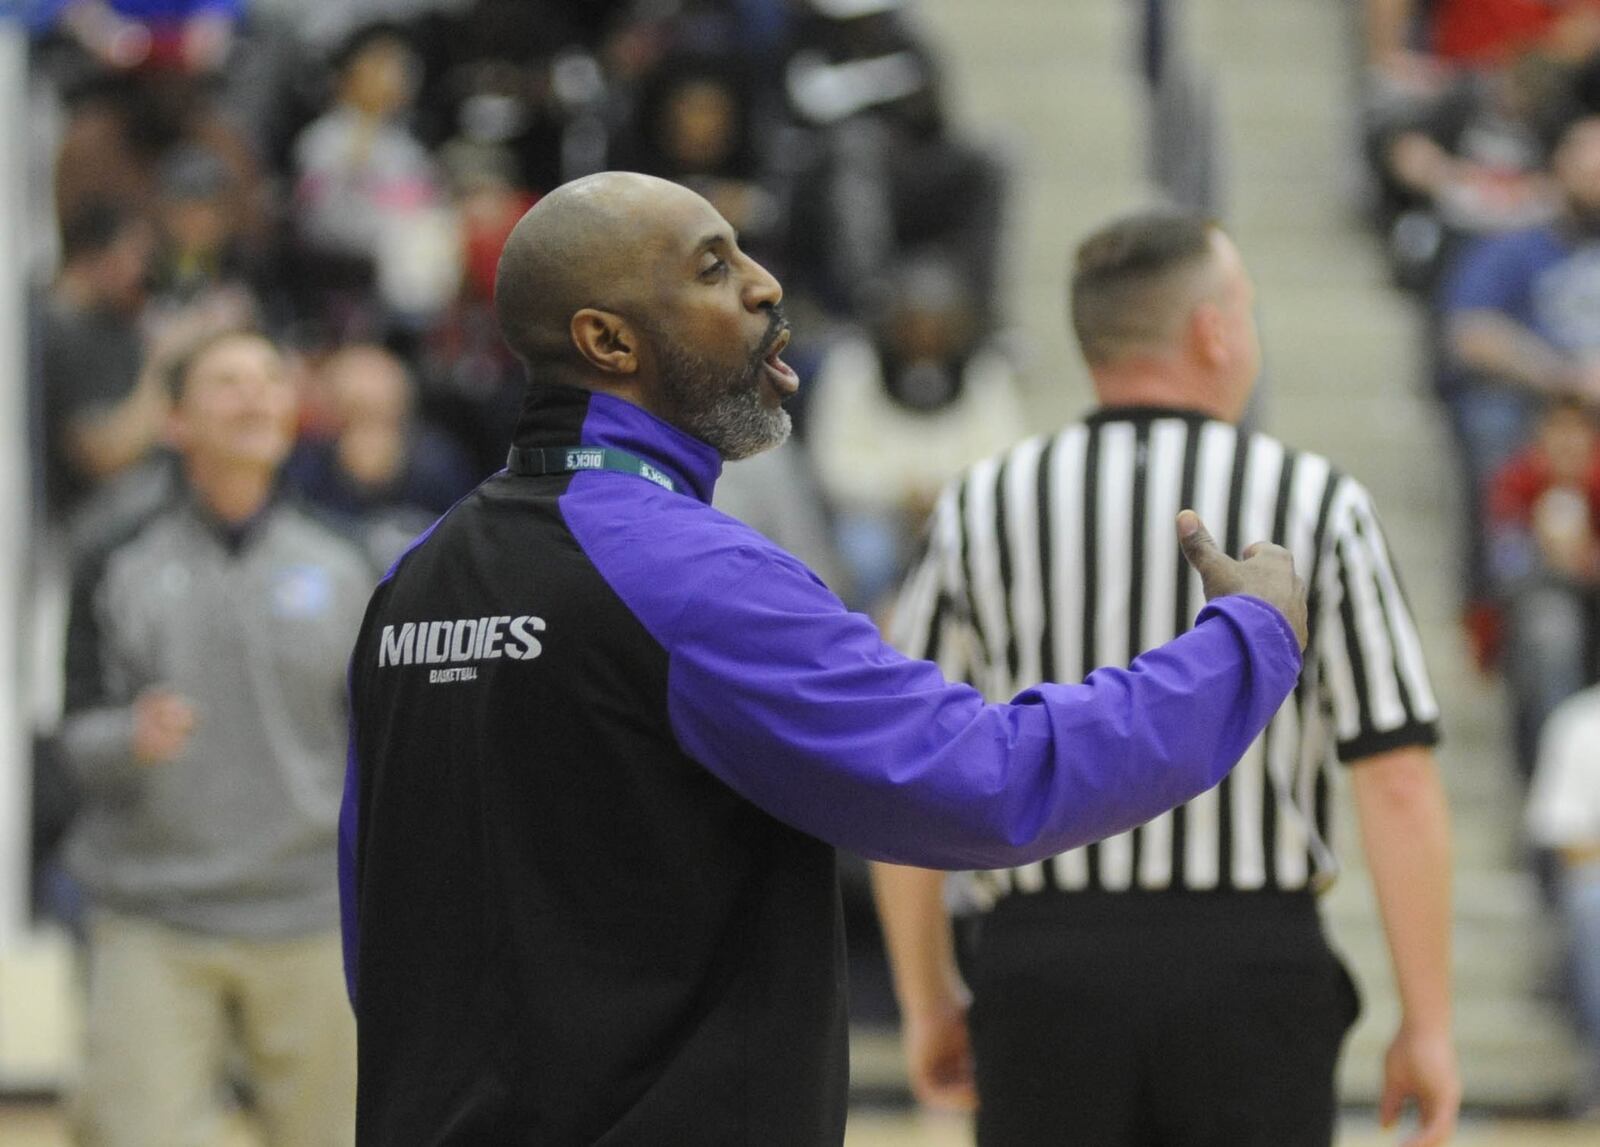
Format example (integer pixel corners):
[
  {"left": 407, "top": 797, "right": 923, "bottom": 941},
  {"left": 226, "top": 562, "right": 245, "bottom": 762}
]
[{"left": 891, "top": 406, "right": 1440, "bottom": 899}]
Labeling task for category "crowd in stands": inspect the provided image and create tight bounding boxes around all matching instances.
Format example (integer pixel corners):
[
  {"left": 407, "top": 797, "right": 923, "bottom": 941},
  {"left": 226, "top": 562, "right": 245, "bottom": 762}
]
[
  {"left": 21, "top": 1, "right": 1022, "bottom": 1134},
  {"left": 25, "top": 0, "right": 1021, "bottom": 601},
  {"left": 1365, "top": 0, "right": 1600, "bottom": 1114}
]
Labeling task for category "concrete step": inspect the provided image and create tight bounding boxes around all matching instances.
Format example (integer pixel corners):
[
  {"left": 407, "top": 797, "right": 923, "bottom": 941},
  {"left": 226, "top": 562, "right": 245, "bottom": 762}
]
[{"left": 1327, "top": 907, "right": 1561, "bottom": 997}]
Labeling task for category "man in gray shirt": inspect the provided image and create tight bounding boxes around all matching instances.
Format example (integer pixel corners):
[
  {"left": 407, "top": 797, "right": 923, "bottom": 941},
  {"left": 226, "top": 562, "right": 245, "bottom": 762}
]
[{"left": 59, "top": 329, "right": 373, "bottom": 1147}]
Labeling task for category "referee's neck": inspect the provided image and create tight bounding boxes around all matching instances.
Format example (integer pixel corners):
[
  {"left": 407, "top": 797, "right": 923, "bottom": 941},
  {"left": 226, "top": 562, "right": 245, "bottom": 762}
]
[{"left": 1089, "top": 364, "right": 1240, "bottom": 424}]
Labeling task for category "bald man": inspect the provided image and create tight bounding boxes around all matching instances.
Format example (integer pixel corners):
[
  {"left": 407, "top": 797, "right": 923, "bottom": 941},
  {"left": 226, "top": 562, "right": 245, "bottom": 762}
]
[{"left": 338, "top": 173, "right": 1308, "bottom": 1144}]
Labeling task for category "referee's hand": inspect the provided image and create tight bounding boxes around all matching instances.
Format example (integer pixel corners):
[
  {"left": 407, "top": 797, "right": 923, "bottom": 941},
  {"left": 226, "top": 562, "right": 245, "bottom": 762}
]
[{"left": 1177, "top": 510, "right": 1308, "bottom": 651}]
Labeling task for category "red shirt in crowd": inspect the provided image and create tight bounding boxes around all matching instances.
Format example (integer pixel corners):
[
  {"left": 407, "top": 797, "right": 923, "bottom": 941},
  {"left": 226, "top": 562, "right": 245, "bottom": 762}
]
[
  {"left": 1486, "top": 442, "right": 1600, "bottom": 535},
  {"left": 1432, "top": 0, "right": 1600, "bottom": 65}
]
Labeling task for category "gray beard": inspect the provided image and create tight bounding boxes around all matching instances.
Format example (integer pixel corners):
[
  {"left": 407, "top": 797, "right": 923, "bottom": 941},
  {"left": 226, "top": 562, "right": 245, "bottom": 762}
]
[{"left": 654, "top": 333, "right": 791, "bottom": 461}]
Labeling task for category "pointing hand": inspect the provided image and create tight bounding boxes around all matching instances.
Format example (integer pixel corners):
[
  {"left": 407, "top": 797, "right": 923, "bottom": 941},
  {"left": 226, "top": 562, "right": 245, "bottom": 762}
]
[{"left": 1177, "top": 510, "right": 1308, "bottom": 650}]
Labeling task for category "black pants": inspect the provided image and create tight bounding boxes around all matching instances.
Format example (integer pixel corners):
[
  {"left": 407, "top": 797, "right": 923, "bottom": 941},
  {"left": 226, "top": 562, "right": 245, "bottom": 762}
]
[{"left": 967, "top": 891, "right": 1360, "bottom": 1147}]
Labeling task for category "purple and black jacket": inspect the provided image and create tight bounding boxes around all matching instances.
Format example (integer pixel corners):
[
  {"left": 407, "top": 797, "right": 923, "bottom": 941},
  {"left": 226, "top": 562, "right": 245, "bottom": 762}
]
[{"left": 339, "top": 383, "right": 1301, "bottom": 1145}]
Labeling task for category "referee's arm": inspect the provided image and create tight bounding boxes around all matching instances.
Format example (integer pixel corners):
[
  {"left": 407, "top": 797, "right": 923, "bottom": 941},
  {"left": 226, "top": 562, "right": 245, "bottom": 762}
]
[
  {"left": 1323, "top": 485, "right": 1459, "bottom": 1147},
  {"left": 872, "top": 863, "right": 975, "bottom": 1111},
  {"left": 1350, "top": 746, "right": 1457, "bottom": 1147},
  {"left": 872, "top": 488, "right": 979, "bottom": 1110}
]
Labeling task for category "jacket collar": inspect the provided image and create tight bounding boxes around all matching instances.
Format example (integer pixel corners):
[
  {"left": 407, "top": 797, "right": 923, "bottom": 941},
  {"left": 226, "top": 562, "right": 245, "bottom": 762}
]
[{"left": 510, "top": 384, "right": 723, "bottom": 505}]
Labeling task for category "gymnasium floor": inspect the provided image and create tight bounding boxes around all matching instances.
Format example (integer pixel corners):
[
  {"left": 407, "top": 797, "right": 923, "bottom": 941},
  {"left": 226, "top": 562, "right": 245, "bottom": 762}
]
[{"left": 2, "top": 1102, "right": 1598, "bottom": 1146}]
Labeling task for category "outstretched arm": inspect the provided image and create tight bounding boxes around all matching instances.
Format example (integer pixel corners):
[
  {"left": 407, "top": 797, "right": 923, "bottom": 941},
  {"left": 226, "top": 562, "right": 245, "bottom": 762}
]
[
  {"left": 569, "top": 489, "right": 1307, "bottom": 870},
  {"left": 661, "top": 514, "right": 1304, "bottom": 869}
]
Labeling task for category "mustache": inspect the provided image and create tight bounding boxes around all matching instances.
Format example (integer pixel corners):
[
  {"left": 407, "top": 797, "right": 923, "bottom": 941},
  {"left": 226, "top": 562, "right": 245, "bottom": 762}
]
[{"left": 756, "top": 305, "right": 790, "bottom": 358}]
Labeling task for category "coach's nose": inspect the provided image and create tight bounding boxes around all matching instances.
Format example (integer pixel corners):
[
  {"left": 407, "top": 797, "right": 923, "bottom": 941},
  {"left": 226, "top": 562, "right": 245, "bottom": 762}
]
[{"left": 742, "top": 254, "right": 783, "bottom": 313}]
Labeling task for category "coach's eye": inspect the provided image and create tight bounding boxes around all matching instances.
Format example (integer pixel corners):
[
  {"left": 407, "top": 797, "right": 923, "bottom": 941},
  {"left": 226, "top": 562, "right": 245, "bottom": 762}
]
[{"left": 699, "top": 255, "right": 728, "bottom": 281}]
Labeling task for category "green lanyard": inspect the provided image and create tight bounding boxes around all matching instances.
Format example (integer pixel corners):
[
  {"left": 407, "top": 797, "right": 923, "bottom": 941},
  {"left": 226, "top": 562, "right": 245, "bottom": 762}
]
[{"left": 506, "top": 445, "right": 678, "bottom": 493}]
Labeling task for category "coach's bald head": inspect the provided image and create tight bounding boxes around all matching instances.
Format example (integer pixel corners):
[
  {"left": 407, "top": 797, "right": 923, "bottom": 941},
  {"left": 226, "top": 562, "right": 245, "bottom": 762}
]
[
  {"left": 495, "top": 173, "right": 658, "bottom": 382},
  {"left": 493, "top": 172, "right": 797, "bottom": 459}
]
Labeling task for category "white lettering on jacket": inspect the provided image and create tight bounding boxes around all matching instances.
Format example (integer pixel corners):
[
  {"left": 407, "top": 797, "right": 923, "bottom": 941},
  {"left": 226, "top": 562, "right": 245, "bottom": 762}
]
[{"left": 378, "top": 615, "right": 546, "bottom": 668}]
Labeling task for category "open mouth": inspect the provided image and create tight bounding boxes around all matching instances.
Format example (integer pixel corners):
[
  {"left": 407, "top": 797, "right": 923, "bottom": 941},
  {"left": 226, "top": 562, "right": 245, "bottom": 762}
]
[{"left": 761, "top": 326, "right": 799, "bottom": 397}]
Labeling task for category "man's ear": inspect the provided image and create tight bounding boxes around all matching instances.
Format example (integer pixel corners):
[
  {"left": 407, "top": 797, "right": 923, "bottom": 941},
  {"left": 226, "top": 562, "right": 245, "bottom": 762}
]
[{"left": 571, "top": 309, "right": 641, "bottom": 376}]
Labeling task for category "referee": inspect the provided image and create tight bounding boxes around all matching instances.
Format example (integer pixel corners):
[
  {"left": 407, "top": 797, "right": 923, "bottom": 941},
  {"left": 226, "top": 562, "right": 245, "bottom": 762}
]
[{"left": 873, "top": 211, "right": 1460, "bottom": 1147}]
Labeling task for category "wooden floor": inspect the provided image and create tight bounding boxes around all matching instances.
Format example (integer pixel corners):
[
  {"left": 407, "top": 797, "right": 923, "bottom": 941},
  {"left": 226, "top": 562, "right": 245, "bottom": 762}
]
[
  {"left": 843, "top": 1109, "right": 1600, "bottom": 1146},
  {"left": 2, "top": 1102, "right": 1597, "bottom": 1146},
  {"left": 843, "top": 1110, "right": 1600, "bottom": 1145}
]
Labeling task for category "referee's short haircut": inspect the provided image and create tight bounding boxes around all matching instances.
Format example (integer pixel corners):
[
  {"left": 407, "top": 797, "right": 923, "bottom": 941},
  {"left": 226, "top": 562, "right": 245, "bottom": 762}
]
[{"left": 1070, "top": 211, "right": 1222, "bottom": 367}]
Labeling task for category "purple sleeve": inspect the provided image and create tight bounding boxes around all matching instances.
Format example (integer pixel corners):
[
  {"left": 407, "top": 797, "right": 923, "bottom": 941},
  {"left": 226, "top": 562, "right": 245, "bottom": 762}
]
[{"left": 664, "top": 545, "right": 1302, "bottom": 870}]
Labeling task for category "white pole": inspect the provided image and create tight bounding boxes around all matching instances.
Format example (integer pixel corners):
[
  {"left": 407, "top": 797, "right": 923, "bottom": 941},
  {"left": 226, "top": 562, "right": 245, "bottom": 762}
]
[{"left": 0, "top": 10, "right": 32, "bottom": 953}]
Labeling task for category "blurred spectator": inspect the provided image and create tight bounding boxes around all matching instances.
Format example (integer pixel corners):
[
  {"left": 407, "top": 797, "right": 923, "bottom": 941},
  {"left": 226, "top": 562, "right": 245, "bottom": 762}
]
[
  {"left": 647, "top": 0, "right": 795, "bottom": 71},
  {"left": 58, "top": 329, "right": 369, "bottom": 1147},
  {"left": 36, "top": 0, "right": 242, "bottom": 75},
  {"left": 292, "top": 23, "right": 453, "bottom": 324},
  {"left": 40, "top": 203, "right": 162, "bottom": 522},
  {"left": 1367, "top": 0, "right": 1600, "bottom": 84},
  {"left": 782, "top": 0, "right": 1010, "bottom": 324},
  {"left": 1488, "top": 398, "right": 1600, "bottom": 775},
  {"left": 715, "top": 442, "right": 850, "bottom": 599},
  {"left": 33, "top": 0, "right": 324, "bottom": 184},
  {"left": 415, "top": 142, "right": 537, "bottom": 476},
  {"left": 286, "top": 344, "right": 477, "bottom": 568},
  {"left": 443, "top": 141, "right": 538, "bottom": 310},
  {"left": 1361, "top": 0, "right": 1600, "bottom": 287},
  {"left": 409, "top": 0, "right": 591, "bottom": 196},
  {"left": 1528, "top": 680, "right": 1600, "bottom": 1118},
  {"left": 248, "top": 0, "right": 467, "bottom": 57},
  {"left": 784, "top": 0, "right": 932, "bottom": 129},
  {"left": 807, "top": 256, "right": 1027, "bottom": 608},
  {"left": 1374, "top": 53, "right": 1564, "bottom": 293},
  {"left": 40, "top": 0, "right": 264, "bottom": 253},
  {"left": 1440, "top": 114, "right": 1600, "bottom": 625},
  {"left": 621, "top": 50, "right": 789, "bottom": 263},
  {"left": 148, "top": 143, "right": 260, "bottom": 320},
  {"left": 594, "top": 0, "right": 703, "bottom": 93}
]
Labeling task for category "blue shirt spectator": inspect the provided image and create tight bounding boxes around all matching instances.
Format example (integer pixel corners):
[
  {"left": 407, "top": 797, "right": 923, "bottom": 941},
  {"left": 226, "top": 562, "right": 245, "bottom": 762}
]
[{"left": 1445, "top": 225, "right": 1600, "bottom": 368}]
